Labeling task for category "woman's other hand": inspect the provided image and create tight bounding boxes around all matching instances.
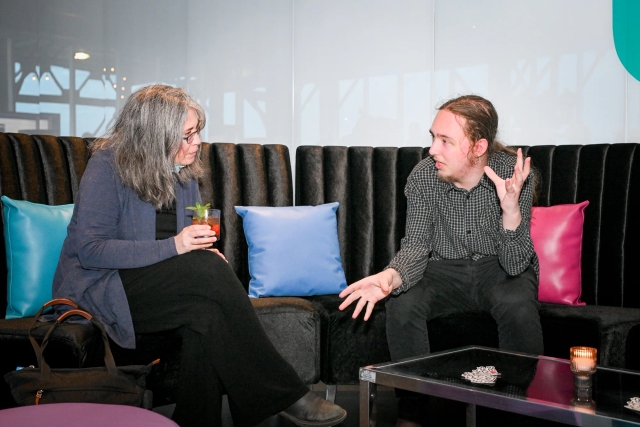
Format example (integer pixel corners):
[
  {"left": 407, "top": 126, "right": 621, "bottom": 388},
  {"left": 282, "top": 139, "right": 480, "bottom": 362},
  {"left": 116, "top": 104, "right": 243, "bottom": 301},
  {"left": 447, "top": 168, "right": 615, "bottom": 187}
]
[
  {"left": 174, "top": 224, "right": 218, "bottom": 255},
  {"left": 207, "top": 248, "right": 228, "bottom": 262}
]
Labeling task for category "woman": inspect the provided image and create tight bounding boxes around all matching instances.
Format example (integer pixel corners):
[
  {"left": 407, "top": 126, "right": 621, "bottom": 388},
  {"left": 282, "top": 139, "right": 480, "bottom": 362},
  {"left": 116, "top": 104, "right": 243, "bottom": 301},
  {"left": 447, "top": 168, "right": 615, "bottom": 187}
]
[{"left": 52, "top": 85, "right": 346, "bottom": 427}]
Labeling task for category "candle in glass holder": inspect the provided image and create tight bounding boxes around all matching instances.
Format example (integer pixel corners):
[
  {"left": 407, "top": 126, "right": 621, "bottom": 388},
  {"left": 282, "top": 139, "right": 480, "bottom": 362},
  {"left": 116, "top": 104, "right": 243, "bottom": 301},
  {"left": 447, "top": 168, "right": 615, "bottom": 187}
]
[
  {"left": 570, "top": 347, "right": 597, "bottom": 374},
  {"left": 572, "top": 357, "right": 596, "bottom": 371}
]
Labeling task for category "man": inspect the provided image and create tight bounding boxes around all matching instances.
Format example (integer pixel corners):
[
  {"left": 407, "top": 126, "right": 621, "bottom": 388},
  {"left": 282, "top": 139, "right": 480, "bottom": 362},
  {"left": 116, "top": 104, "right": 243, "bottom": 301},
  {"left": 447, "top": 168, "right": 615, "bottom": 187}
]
[{"left": 339, "top": 94, "right": 543, "bottom": 426}]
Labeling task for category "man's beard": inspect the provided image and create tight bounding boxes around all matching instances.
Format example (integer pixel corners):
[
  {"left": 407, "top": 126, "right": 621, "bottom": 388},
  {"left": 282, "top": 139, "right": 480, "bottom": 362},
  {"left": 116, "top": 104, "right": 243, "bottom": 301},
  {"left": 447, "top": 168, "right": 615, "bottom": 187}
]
[{"left": 436, "top": 170, "right": 455, "bottom": 184}]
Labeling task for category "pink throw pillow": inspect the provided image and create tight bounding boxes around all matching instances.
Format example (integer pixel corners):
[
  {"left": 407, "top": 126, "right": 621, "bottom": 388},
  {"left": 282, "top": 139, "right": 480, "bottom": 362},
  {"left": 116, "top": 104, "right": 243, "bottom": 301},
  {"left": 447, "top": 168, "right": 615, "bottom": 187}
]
[{"left": 530, "top": 201, "right": 589, "bottom": 306}]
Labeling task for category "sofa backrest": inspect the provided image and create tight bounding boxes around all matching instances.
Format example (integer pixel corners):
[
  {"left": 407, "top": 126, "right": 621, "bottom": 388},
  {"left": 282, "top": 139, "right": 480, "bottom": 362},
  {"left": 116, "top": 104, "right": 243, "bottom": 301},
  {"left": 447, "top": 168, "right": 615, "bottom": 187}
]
[
  {"left": 296, "top": 144, "right": 640, "bottom": 308},
  {"left": 0, "top": 133, "right": 293, "bottom": 318}
]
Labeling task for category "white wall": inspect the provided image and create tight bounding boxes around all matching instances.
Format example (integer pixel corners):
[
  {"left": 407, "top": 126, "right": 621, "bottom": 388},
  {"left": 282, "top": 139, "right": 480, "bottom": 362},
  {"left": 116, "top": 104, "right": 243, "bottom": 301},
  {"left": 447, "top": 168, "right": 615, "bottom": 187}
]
[{"left": 1, "top": 0, "right": 637, "bottom": 154}]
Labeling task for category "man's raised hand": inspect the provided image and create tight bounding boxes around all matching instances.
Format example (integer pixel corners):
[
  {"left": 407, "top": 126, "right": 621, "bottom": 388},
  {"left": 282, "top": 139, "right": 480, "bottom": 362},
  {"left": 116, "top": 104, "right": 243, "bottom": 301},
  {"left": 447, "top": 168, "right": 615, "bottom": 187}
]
[{"left": 483, "top": 148, "right": 530, "bottom": 230}]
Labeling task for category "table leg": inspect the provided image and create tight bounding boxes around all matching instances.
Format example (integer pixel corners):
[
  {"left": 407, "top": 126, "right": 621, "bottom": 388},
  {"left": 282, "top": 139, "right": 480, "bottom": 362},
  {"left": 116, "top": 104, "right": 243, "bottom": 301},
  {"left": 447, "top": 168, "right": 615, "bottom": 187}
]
[
  {"left": 325, "top": 385, "right": 337, "bottom": 403},
  {"left": 360, "top": 380, "right": 377, "bottom": 427},
  {"left": 466, "top": 403, "right": 476, "bottom": 427}
]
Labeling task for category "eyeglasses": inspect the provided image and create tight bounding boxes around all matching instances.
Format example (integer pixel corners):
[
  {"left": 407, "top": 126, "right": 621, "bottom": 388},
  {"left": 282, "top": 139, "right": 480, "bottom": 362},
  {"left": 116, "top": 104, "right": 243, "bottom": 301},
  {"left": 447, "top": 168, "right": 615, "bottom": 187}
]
[
  {"left": 183, "top": 130, "right": 200, "bottom": 145},
  {"left": 183, "top": 118, "right": 203, "bottom": 145}
]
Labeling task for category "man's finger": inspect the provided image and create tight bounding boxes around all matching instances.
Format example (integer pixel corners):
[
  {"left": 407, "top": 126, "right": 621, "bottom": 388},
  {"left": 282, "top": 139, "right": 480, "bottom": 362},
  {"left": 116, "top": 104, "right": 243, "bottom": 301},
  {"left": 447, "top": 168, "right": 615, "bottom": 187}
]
[
  {"left": 340, "top": 288, "right": 363, "bottom": 309},
  {"left": 380, "top": 281, "right": 390, "bottom": 293},
  {"left": 338, "top": 296, "right": 354, "bottom": 311},
  {"left": 522, "top": 157, "right": 531, "bottom": 178},
  {"left": 516, "top": 148, "right": 524, "bottom": 169},
  {"left": 352, "top": 297, "right": 368, "bottom": 319},
  {"left": 505, "top": 178, "right": 514, "bottom": 193},
  {"left": 483, "top": 166, "right": 502, "bottom": 185},
  {"left": 339, "top": 283, "right": 358, "bottom": 298},
  {"left": 363, "top": 301, "right": 375, "bottom": 321}
]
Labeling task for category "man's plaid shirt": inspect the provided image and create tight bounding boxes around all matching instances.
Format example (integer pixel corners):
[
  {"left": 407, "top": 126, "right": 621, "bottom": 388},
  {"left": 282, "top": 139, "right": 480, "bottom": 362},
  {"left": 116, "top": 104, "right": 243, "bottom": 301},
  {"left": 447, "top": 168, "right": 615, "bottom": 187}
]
[{"left": 386, "top": 150, "right": 539, "bottom": 294}]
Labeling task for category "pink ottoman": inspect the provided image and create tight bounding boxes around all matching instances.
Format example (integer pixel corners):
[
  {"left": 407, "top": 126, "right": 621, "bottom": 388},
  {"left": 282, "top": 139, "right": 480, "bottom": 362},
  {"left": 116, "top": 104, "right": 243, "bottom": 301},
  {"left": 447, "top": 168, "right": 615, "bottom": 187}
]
[{"left": 0, "top": 402, "right": 179, "bottom": 427}]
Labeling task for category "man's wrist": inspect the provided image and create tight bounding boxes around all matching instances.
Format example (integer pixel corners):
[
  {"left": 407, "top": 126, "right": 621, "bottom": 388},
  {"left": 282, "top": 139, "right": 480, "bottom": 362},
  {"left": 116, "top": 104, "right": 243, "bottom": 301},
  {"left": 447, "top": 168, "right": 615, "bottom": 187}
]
[{"left": 502, "top": 210, "right": 522, "bottom": 231}]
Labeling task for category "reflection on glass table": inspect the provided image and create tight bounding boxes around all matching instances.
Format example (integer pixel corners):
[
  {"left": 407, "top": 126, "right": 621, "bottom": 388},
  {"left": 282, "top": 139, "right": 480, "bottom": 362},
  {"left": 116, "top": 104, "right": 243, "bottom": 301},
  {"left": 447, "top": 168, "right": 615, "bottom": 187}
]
[{"left": 359, "top": 346, "right": 640, "bottom": 427}]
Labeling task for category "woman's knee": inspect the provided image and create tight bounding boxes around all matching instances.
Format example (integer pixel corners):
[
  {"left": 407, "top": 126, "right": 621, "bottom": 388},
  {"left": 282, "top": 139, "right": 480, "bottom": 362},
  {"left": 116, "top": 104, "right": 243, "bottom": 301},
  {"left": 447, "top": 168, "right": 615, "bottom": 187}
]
[
  {"left": 174, "top": 251, "right": 246, "bottom": 295},
  {"left": 178, "top": 250, "right": 234, "bottom": 278}
]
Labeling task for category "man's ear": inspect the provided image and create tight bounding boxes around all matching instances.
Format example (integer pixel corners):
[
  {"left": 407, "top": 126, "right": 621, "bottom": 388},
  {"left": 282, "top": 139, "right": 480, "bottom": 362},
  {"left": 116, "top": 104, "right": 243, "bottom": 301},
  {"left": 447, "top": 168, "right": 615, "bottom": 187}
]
[{"left": 474, "top": 138, "right": 488, "bottom": 158}]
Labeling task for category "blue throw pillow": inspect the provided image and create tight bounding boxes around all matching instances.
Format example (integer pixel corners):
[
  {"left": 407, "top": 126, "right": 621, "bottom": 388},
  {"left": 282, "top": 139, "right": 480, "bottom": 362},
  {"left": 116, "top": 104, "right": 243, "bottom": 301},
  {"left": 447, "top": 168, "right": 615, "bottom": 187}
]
[
  {"left": 235, "top": 202, "right": 347, "bottom": 298},
  {"left": 2, "top": 196, "right": 74, "bottom": 318}
]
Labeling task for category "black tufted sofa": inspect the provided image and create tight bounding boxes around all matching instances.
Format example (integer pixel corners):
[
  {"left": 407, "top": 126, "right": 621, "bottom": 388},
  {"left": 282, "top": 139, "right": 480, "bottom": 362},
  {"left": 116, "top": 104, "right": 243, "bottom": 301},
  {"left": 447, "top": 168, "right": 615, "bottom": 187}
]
[
  {"left": 0, "top": 133, "right": 321, "bottom": 409},
  {"left": 296, "top": 144, "right": 640, "bottom": 393},
  {"left": 2, "top": 133, "right": 640, "bottom": 411}
]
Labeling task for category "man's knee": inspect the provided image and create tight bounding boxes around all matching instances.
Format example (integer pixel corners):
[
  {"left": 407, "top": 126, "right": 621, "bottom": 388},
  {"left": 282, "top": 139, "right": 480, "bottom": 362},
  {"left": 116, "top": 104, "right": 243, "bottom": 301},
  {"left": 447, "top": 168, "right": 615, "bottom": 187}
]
[
  {"left": 487, "top": 266, "right": 538, "bottom": 310},
  {"left": 488, "top": 284, "right": 540, "bottom": 337}
]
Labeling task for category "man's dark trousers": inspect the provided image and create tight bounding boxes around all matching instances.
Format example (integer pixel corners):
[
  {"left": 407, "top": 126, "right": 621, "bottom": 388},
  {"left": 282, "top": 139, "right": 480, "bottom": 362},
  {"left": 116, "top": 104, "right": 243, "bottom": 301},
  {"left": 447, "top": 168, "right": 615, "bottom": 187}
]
[{"left": 385, "top": 256, "right": 543, "bottom": 424}]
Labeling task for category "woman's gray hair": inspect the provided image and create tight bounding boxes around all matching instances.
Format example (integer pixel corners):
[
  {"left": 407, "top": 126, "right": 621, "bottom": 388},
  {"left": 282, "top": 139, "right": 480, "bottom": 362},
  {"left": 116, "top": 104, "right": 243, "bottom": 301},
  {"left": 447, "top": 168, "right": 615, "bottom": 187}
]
[{"left": 93, "top": 84, "right": 206, "bottom": 209}]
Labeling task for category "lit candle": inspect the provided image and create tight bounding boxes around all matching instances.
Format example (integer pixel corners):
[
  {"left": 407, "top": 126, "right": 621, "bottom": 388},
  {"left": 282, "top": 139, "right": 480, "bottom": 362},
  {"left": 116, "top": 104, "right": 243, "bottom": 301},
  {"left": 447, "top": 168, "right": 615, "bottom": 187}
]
[
  {"left": 570, "top": 346, "right": 597, "bottom": 374},
  {"left": 572, "top": 356, "right": 596, "bottom": 371}
]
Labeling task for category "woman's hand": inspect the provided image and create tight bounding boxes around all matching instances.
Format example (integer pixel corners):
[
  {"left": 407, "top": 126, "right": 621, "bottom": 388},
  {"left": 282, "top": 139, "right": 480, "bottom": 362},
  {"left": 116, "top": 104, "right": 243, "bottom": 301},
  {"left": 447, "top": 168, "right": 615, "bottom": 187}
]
[
  {"left": 207, "top": 248, "right": 228, "bottom": 262},
  {"left": 174, "top": 224, "right": 218, "bottom": 255},
  {"left": 338, "top": 269, "right": 401, "bottom": 320}
]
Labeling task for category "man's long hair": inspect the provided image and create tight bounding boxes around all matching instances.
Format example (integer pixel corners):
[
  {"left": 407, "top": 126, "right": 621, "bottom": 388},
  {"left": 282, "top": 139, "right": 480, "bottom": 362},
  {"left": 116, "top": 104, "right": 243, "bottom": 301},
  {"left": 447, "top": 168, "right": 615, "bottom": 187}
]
[
  {"left": 92, "top": 85, "right": 205, "bottom": 209},
  {"left": 438, "top": 94, "right": 515, "bottom": 161},
  {"left": 439, "top": 94, "right": 538, "bottom": 203}
]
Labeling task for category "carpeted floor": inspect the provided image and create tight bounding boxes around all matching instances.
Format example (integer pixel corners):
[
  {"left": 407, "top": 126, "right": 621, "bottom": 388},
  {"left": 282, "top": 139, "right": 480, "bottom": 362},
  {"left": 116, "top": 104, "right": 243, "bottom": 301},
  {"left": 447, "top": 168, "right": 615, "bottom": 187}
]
[{"left": 153, "top": 383, "right": 568, "bottom": 427}]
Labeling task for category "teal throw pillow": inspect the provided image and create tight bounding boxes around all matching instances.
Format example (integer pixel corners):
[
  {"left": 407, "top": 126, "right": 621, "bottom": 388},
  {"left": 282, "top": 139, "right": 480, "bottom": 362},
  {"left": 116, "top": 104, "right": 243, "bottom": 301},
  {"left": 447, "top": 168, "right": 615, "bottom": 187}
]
[
  {"left": 2, "top": 196, "right": 74, "bottom": 318},
  {"left": 235, "top": 202, "right": 347, "bottom": 298}
]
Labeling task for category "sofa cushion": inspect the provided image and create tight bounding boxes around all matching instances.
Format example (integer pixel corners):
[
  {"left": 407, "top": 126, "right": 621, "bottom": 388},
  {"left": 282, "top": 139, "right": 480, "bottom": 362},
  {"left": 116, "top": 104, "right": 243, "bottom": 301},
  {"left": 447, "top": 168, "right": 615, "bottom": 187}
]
[
  {"left": 305, "top": 294, "right": 390, "bottom": 385},
  {"left": 625, "top": 324, "right": 640, "bottom": 371},
  {"left": 251, "top": 297, "right": 321, "bottom": 384},
  {"left": 235, "top": 203, "right": 347, "bottom": 298},
  {"left": 531, "top": 201, "right": 589, "bottom": 306},
  {"left": 1, "top": 196, "right": 73, "bottom": 319}
]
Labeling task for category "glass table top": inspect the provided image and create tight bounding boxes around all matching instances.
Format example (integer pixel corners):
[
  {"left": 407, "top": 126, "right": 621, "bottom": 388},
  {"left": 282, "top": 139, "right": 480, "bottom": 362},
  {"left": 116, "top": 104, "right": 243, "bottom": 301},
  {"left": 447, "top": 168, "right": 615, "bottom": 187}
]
[{"left": 362, "top": 346, "right": 640, "bottom": 425}]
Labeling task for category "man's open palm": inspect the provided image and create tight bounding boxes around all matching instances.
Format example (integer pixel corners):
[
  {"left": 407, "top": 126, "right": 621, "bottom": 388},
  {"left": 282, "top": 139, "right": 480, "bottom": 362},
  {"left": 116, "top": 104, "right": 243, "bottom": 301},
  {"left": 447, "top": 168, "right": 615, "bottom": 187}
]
[{"left": 483, "top": 148, "right": 530, "bottom": 216}]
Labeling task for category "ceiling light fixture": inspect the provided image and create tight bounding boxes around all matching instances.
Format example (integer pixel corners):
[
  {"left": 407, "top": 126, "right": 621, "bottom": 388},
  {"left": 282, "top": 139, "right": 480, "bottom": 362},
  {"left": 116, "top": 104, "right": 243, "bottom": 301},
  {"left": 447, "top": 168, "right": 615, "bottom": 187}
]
[{"left": 74, "top": 51, "right": 90, "bottom": 60}]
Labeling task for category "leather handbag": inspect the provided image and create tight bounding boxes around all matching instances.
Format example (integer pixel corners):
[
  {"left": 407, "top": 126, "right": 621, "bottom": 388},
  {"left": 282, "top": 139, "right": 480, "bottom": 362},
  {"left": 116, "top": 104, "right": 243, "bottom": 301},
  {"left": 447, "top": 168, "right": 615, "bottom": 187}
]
[{"left": 4, "top": 298, "right": 158, "bottom": 408}]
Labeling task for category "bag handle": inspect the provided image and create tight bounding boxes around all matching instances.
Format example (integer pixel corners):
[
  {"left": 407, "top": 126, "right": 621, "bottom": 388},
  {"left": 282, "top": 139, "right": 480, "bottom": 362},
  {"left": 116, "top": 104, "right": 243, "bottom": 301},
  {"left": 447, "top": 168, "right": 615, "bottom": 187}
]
[
  {"left": 28, "top": 300, "right": 118, "bottom": 379},
  {"left": 28, "top": 298, "right": 78, "bottom": 368}
]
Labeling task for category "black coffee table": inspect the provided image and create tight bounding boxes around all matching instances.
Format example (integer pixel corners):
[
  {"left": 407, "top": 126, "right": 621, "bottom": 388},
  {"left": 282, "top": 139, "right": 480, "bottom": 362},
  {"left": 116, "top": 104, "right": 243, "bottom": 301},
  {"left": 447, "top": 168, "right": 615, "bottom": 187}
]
[{"left": 359, "top": 346, "right": 640, "bottom": 427}]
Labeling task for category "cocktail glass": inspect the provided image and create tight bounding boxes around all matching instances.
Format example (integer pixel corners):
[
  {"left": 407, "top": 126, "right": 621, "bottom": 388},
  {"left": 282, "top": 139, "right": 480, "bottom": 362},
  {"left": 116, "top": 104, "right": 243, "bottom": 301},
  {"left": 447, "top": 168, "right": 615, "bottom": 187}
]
[{"left": 192, "top": 208, "right": 221, "bottom": 245}]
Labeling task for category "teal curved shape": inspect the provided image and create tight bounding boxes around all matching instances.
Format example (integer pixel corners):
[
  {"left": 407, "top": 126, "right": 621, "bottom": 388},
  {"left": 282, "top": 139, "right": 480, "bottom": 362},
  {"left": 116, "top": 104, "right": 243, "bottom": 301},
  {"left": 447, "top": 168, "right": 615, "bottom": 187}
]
[{"left": 613, "top": 0, "right": 640, "bottom": 81}]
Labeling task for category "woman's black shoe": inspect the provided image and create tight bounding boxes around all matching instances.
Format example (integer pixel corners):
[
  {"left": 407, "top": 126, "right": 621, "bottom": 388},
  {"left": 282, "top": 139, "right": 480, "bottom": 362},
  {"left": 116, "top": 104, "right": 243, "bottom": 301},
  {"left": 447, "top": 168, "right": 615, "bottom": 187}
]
[{"left": 280, "top": 391, "right": 347, "bottom": 426}]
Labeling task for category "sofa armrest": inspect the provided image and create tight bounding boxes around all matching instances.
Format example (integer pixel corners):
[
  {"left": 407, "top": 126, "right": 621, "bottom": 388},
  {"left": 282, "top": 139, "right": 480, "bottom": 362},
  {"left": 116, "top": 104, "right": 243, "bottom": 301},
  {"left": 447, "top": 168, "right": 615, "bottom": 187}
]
[{"left": 539, "top": 303, "right": 640, "bottom": 368}]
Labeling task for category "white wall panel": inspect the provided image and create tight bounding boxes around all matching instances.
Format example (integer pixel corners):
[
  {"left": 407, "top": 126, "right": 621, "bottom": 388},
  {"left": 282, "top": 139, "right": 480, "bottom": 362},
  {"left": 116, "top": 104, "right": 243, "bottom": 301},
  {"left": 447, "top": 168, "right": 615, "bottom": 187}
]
[
  {"left": 1, "top": 0, "right": 637, "bottom": 149},
  {"left": 628, "top": 75, "right": 640, "bottom": 144},
  {"left": 187, "top": 0, "right": 293, "bottom": 145},
  {"left": 293, "top": 0, "right": 434, "bottom": 150},
  {"left": 433, "top": 0, "right": 626, "bottom": 147}
]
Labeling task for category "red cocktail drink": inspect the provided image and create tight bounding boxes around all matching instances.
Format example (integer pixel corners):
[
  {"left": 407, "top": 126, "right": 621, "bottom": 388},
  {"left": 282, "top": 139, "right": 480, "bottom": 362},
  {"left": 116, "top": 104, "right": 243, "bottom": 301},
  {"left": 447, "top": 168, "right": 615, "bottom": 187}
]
[{"left": 192, "top": 208, "right": 221, "bottom": 246}]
